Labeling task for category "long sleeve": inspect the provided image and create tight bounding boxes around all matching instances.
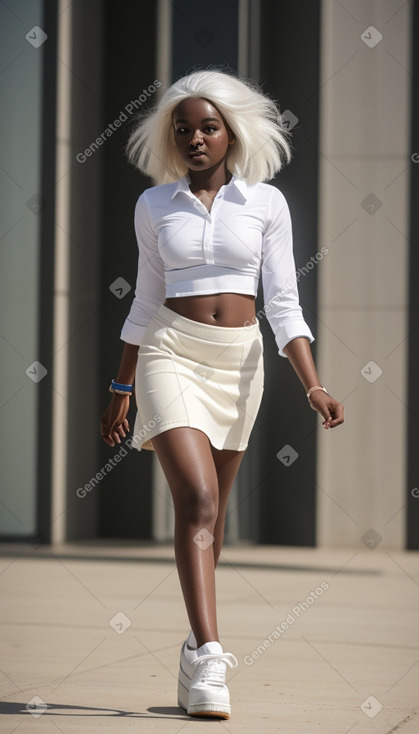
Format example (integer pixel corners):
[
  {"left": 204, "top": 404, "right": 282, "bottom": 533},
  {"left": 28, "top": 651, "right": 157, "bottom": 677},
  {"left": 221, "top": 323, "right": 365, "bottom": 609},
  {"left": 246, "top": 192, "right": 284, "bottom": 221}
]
[
  {"left": 261, "top": 186, "right": 315, "bottom": 358},
  {"left": 120, "top": 190, "right": 166, "bottom": 345}
]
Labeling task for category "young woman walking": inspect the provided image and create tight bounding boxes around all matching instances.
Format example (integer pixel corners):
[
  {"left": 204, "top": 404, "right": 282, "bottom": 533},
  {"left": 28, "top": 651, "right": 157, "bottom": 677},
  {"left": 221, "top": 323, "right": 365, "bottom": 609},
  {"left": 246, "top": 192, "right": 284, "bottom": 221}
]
[{"left": 100, "top": 69, "right": 344, "bottom": 719}]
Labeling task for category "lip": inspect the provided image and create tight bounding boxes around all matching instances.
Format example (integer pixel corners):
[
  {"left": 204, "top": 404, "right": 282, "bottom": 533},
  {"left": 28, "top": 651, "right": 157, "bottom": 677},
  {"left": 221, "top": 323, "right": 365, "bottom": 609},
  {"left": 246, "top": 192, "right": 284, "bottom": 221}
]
[{"left": 189, "top": 152, "right": 206, "bottom": 158}]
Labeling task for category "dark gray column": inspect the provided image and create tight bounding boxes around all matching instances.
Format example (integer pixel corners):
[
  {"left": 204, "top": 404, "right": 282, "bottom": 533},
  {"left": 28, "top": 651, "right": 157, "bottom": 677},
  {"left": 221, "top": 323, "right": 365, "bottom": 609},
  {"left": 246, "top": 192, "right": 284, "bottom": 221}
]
[
  {"left": 256, "top": 0, "right": 321, "bottom": 545},
  {"left": 62, "top": 0, "right": 105, "bottom": 540},
  {"left": 97, "top": 1, "right": 158, "bottom": 539},
  {"left": 37, "top": 0, "right": 59, "bottom": 544}
]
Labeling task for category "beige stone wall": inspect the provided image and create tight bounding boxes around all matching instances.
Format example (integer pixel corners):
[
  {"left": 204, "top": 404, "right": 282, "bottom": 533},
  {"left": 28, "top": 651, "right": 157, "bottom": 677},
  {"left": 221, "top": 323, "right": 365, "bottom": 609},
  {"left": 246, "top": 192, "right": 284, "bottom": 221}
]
[{"left": 316, "top": 0, "right": 412, "bottom": 548}]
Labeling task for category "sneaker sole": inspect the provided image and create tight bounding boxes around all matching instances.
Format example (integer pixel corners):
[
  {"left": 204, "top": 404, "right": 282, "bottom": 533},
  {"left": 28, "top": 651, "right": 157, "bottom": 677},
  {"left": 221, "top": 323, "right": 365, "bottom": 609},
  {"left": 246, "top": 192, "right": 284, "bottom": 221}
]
[
  {"left": 188, "top": 702, "right": 231, "bottom": 719},
  {"left": 178, "top": 677, "right": 231, "bottom": 719}
]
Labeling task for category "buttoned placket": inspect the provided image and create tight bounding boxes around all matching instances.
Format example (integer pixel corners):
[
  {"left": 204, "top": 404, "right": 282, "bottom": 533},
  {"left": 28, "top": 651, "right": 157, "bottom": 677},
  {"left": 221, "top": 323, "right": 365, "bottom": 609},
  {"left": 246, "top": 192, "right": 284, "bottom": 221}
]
[{"left": 185, "top": 186, "right": 227, "bottom": 266}]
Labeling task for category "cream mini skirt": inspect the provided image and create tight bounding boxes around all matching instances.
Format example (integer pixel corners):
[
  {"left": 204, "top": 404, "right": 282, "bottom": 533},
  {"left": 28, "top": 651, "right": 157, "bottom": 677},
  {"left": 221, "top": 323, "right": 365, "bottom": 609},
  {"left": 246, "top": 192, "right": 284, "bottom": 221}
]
[{"left": 132, "top": 303, "right": 264, "bottom": 452}]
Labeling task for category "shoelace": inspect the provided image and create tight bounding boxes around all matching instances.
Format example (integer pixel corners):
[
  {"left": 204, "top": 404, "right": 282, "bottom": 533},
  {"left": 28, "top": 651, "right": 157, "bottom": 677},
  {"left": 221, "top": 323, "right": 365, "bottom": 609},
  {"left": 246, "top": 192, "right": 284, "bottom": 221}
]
[{"left": 192, "top": 652, "right": 238, "bottom": 686}]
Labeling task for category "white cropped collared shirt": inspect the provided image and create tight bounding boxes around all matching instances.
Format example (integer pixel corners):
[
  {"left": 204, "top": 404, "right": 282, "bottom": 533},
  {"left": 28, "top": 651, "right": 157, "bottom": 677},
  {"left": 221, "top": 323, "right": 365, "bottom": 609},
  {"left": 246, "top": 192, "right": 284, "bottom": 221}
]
[{"left": 120, "top": 172, "right": 314, "bottom": 357}]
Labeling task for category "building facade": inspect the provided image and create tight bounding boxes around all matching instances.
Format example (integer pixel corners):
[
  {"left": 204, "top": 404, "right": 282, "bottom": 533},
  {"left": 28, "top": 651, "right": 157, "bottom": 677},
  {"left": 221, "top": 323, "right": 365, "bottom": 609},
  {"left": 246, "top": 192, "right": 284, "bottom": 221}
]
[{"left": 0, "top": 0, "right": 417, "bottom": 550}]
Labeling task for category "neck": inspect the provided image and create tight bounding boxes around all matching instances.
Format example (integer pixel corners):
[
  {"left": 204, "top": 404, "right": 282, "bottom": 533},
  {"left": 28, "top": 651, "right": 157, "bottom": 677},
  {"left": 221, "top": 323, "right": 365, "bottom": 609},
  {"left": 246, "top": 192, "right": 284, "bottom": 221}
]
[{"left": 187, "top": 160, "right": 232, "bottom": 191}]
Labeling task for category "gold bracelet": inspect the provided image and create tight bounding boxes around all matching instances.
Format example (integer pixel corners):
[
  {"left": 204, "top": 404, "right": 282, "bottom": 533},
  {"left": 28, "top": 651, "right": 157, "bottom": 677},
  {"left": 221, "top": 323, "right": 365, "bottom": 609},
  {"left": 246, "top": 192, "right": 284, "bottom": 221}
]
[{"left": 306, "top": 385, "right": 328, "bottom": 400}]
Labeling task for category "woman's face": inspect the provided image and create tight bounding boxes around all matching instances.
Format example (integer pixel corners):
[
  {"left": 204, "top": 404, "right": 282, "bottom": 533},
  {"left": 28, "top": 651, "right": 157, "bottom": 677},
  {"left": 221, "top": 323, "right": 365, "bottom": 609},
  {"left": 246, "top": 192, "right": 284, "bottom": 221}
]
[{"left": 172, "top": 97, "right": 234, "bottom": 174}]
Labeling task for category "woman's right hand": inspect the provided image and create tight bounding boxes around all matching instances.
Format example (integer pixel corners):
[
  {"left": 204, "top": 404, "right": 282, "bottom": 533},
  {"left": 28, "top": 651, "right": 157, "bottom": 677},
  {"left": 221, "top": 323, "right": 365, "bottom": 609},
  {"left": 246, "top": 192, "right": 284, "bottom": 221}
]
[{"left": 100, "top": 394, "right": 131, "bottom": 447}]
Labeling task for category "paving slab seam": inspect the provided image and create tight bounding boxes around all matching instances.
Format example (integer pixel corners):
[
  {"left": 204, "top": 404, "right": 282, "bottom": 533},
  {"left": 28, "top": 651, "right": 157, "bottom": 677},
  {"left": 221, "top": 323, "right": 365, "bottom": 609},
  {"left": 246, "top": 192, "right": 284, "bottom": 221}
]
[{"left": 384, "top": 710, "right": 418, "bottom": 733}]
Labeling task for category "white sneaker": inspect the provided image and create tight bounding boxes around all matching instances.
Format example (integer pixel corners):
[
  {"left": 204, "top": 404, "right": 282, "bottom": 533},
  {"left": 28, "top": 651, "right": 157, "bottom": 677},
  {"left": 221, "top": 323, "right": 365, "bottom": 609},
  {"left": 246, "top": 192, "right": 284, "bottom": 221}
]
[{"left": 178, "top": 641, "right": 238, "bottom": 719}]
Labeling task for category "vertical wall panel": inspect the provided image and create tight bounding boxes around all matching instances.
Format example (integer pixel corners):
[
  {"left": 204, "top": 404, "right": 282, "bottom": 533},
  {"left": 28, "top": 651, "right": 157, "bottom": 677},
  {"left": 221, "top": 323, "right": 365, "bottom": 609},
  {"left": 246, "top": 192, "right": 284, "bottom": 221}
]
[
  {"left": 407, "top": 0, "right": 419, "bottom": 550},
  {"left": 0, "top": 0, "right": 45, "bottom": 540},
  {"left": 317, "top": 0, "right": 412, "bottom": 548}
]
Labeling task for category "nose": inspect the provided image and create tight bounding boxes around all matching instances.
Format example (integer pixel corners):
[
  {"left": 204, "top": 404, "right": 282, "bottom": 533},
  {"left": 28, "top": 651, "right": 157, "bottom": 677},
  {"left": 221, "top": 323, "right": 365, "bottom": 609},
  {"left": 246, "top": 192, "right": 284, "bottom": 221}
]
[{"left": 190, "top": 129, "right": 204, "bottom": 148}]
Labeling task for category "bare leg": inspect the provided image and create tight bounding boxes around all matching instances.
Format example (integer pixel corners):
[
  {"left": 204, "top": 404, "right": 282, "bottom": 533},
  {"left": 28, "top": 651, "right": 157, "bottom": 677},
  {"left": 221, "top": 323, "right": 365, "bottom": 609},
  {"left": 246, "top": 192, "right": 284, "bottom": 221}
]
[
  {"left": 151, "top": 427, "right": 221, "bottom": 649},
  {"left": 210, "top": 445, "right": 246, "bottom": 568}
]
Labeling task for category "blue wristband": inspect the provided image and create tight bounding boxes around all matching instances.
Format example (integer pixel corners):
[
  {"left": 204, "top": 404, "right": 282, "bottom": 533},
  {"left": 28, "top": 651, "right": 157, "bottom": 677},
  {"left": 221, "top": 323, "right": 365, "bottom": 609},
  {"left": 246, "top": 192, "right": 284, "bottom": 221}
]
[{"left": 109, "top": 379, "right": 133, "bottom": 395}]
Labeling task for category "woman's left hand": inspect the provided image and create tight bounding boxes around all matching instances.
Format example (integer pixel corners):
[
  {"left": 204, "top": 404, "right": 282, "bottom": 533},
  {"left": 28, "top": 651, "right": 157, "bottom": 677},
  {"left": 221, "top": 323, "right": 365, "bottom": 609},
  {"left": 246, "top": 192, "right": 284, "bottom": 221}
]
[{"left": 308, "top": 391, "right": 344, "bottom": 429}]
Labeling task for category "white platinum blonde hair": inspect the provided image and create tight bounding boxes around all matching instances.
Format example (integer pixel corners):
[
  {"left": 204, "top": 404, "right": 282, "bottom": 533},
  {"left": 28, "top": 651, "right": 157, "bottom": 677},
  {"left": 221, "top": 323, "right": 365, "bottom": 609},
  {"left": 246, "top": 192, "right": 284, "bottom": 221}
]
[{"left": 125, "top": 69, "right": 293, "bottom": 186}]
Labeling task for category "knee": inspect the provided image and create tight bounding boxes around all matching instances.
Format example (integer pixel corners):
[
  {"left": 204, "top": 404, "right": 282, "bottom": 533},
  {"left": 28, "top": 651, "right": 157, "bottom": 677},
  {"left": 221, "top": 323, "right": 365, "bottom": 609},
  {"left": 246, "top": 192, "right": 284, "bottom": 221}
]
[{"left": 174, "top": 483, "right": 218, "bottom": 527}]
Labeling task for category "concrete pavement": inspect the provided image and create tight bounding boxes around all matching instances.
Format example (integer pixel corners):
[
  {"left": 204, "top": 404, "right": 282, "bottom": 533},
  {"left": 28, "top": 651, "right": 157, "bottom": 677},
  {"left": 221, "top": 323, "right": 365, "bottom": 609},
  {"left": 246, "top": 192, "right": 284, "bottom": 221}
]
[{"left": 0, "top": 541, "right": 418, "bottom": 733}]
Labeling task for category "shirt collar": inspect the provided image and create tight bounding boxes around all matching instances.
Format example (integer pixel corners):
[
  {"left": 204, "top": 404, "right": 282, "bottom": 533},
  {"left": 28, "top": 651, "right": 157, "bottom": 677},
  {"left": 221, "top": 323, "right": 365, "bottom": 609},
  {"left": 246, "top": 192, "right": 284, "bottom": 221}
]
[{"left": 171, "top": 172, "right": 248, "bottom": 201}]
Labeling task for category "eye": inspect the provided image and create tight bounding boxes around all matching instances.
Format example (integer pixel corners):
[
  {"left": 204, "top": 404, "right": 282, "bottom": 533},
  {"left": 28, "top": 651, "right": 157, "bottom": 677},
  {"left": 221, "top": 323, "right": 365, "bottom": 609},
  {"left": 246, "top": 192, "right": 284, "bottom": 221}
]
[{"left": 175, "top": 126, "right": 218, "bottom": 135}]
